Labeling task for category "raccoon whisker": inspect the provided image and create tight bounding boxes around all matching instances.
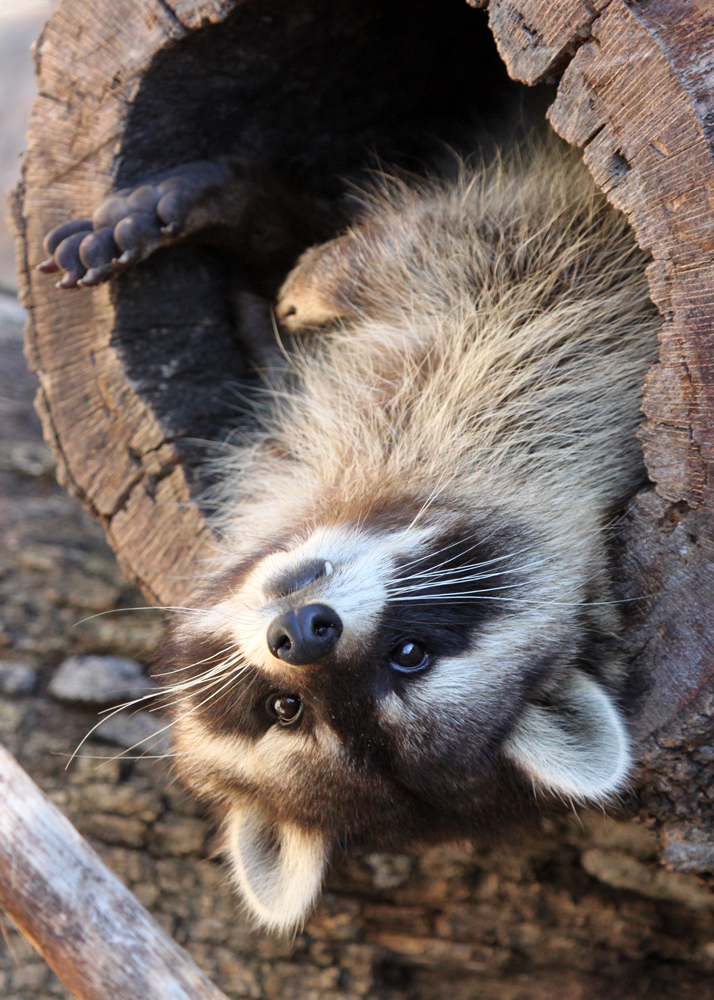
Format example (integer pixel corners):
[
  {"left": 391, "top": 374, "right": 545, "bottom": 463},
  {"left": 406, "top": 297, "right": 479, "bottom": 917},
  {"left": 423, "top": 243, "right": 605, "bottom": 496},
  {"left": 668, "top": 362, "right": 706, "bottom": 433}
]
[
  {"left": 68, "top": 693, "right": 170, "bottom": 767},
  {"left": 404, "top": 479, "right": 454, "bottom": 532},
  {"left": 391, "top": 520, "right": 523, "bottom": 576},
  {"left": 91, "top": 658, "right": 255, "bottom": 769},
  {"left": 158, "top": 666, "right": 246, "bottom": 704},
  {"left": 390, "top": 550, "right": 542, "bottom": 585},
  {"left": 68, "top": 643, "right": 245, "bottom": 766},
  {"left": 390, "top": 556, "right": 549, "bottom": 586},
  {"left": 162, "top": 662, "right": 259, "bottom": 734},
  {"left": 157, "top": 651, "right": 248, "bottom": 698},
  {"left": 154, "top": 657, "right": 237, "bottom": 679},
  {"left": 387, "top": 534, "right": 482, "bottom": 576},
  {"left": 386, "top": 581, "right": 533, "bottom": 601},
  {"left": 386, "top": 593, "right": 529, "bottom": 602},
  {"left": 159, "top": 657, "right": 250, "bottom": 709},
  {"left": 151, "top": 641, "right": 242, "bottom": 679},
  {"left": 388, "top": 568, "right": 536, "bottom": 589},
  {"left": 386, "top": 579, "right": 533, "bottom": 598},
  {"left": 393, "top": 524, "right": 616, "bottom": 585},
  {"left": 205, "top": 668, "right": 263, "bottom": 733},
  {"left": 387, "top": 594, "right": 654, "bottom": 606},
  {"left": 55, "top": 752, "right": 184, "bottom": 763},
  {"left": 72, "top": 604, "right": 213, "bottom": 627},
  {"left": 392, "top": 540, "right": 527, "bottom": 580}
]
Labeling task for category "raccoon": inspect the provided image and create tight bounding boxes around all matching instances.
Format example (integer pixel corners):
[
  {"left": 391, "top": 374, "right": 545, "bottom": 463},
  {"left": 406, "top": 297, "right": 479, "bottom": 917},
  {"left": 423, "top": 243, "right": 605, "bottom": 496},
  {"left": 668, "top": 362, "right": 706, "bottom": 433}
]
[{"left": 41, "top": 141, "right": 660, "bottom": 932}]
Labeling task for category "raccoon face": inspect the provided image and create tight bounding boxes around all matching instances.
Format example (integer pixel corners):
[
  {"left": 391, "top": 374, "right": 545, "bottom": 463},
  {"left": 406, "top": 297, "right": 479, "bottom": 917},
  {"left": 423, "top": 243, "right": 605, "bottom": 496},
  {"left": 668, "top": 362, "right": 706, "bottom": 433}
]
[{"left": 162, "top": 506, "right": 630, "bottom": 932}]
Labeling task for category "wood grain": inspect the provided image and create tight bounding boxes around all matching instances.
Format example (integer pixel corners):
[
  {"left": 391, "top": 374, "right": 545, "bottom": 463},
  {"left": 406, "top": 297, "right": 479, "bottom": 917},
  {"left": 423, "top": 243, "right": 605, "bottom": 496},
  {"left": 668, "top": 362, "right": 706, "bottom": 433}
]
[
  {"left": 8, "top": 0, "right": 230, "bottom": 605},
  {"left": 490, "top": 0, "right": 714, "bottom": 871},
  {"left": 0, "top": 741, "right": 229, "bottom": 1000}
]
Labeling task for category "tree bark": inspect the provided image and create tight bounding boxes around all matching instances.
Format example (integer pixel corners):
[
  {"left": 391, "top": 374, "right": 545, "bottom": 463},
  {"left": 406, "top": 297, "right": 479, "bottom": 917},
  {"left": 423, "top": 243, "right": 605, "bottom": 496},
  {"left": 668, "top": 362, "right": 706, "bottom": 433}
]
[{"left": 489, "top": 0, "right": 714, "bottom": 873}]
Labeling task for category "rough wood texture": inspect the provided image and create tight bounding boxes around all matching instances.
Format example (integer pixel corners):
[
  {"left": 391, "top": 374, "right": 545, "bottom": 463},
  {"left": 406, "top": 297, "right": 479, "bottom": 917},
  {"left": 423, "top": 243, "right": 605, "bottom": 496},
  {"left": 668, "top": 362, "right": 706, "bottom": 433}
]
[
  {"left": 0, "top": 741, "right": 230, "bottom": 1000},
  {"left": 8, "top": 0, "right": 714, "bottom": 936},
  {"left": 489, "top": 0, "right": 714, "bottom": 867},
  {"left": 9, "top": 0, "right": 223, "bottom": 607}
]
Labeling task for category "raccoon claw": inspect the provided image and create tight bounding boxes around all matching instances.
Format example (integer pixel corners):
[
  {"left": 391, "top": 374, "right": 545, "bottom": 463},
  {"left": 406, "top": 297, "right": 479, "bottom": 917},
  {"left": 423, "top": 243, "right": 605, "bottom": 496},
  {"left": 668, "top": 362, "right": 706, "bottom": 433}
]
[
  {"left": 53, "top": 230, "right": 90, "bottom": 287},
  {"left": 116, "top": 249, "right": 140, "bottom": 267},
  {"left": 38, "top": 219, "right": 92, "bottom": 277},
  {"left": 39, "top": 160, "right": 230, "bottom": 290},
  {"left": 57, "top": 271, "right": 82, "bottom": 290}
]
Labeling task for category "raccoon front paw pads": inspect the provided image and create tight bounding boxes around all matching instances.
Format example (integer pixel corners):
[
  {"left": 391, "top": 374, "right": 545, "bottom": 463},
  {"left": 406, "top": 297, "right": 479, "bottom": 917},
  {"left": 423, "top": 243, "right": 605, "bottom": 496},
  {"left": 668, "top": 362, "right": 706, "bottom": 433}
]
[{"left": 38, "top": 160, "right": 230, "bottom": 289}]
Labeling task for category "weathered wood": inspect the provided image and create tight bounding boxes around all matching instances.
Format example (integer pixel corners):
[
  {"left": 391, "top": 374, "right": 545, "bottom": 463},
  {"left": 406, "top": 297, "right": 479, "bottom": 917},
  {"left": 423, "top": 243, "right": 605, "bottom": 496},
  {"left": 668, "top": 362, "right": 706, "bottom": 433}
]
[
  {"left": 0, "top": 741, "right": 230, "bottom": 1000},
  {"left": 9, "top": 0, "right": 224, "bottom": 606},
  {"left": 489, "top": 0, "right": 714, "bottom": 868}
]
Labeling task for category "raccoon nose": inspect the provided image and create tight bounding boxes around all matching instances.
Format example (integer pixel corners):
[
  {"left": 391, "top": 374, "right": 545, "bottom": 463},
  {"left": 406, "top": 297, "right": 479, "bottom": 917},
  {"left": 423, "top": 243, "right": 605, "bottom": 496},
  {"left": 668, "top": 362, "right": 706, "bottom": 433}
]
[{"left": 267, "top": 604, "right": 343, "bottom": 665}]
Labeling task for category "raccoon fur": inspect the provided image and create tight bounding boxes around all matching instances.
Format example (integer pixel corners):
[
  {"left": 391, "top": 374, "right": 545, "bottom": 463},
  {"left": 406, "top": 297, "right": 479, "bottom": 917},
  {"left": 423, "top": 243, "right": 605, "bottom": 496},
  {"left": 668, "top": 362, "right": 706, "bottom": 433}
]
[{"left": 42, "top": 141, "right": 661, "bottom": 932}]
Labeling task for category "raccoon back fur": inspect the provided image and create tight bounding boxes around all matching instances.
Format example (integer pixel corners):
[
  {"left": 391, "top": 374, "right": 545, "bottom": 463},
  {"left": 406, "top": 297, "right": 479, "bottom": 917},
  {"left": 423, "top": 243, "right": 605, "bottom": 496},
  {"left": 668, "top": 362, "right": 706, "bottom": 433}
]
[{"left": 42, "top": 141, "right": 661, "bottom": 932}]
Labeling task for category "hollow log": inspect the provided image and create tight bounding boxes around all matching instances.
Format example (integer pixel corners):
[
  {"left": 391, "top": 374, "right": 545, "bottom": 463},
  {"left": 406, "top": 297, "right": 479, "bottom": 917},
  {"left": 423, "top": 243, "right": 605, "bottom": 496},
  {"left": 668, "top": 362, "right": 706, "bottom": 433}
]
[
  {"left": 0, "top": 741, "right": 229, "bottom": 1000},
  {"left": 488, "top": 0, "right": 714, "bottom": 871},
  {"left": 6, "top": 0, "right": 714, "bottom": 977}
]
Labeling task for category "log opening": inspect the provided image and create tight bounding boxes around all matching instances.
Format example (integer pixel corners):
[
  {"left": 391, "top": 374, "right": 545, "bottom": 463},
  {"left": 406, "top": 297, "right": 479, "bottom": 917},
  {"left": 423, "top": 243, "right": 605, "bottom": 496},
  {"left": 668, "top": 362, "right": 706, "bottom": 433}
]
[{"left": 111, "top": 0, "right": 551, "bottom": 471}]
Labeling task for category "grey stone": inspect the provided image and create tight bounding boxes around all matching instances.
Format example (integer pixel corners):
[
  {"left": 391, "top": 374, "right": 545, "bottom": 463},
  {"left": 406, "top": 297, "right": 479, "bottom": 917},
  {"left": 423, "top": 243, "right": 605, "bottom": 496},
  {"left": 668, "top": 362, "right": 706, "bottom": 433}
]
[
  {"left": 0, "top": 660, "right": 37, "bottom": 696},
  {"left": 5, "top": 442, "right": 56, "bottom": 477},
  {"left": 663, "top": 840, "right": 714, "bottom": 873},
  {"left": 93, "top": 708, "right": 171, "bottom": 756},
  {"left": 364, "top": 852, "right": 413, "bottom": 889},
  {"left": 48, "top": 655, "right": 156, "bottom": 706}
]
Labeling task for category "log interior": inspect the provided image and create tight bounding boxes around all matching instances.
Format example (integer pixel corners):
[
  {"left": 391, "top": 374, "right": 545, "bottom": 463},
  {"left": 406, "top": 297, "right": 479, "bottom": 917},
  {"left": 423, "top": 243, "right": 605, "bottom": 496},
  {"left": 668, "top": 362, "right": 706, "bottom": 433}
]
[{"left": 110, "top": 0, "right": 550, "bottom": 491}]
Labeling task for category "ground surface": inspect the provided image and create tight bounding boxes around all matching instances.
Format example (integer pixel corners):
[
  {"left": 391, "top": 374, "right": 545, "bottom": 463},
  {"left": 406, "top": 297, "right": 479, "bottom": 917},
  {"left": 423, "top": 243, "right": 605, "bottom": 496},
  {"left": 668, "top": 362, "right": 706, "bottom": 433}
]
[{"left": 3, "top": 294, "right": 714, "bottom": 999}]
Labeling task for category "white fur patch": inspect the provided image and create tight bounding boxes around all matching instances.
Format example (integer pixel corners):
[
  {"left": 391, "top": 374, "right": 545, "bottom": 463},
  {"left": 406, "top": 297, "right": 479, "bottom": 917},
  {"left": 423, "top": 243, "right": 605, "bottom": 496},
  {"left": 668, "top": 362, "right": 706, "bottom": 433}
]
[
  {"left": 173, "top": 715, "right": 344, "bottom": 794},
  {"left": 199, "top": 523, "right": 434, "bottom": 677}
]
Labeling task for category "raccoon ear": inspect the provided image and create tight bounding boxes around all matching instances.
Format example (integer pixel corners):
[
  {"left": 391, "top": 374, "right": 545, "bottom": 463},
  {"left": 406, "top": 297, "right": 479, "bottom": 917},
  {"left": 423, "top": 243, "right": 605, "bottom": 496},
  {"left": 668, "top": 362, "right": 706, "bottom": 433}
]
[
  {"left": 503, "top": 670, "right": 631, "bottom": 802},
  {"left": 224, "top": 805, "right": 328, "bottom": 932}
]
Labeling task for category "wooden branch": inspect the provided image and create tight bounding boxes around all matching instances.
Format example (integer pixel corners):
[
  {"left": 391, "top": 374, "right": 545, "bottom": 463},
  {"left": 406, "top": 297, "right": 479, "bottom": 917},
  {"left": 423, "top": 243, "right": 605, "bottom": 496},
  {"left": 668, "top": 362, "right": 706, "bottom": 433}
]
[{"left": 0, "top": 741, "right": 230, "bottom": 1000}]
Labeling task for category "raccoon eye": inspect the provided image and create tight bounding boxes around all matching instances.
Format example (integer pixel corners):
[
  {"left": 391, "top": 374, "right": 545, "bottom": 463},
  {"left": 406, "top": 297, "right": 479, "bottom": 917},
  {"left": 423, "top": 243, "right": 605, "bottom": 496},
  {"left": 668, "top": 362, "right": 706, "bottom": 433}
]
[
  {"left": 266, "top": 693, "right": 303, "bottom": 726},
  {"left": 390, "top": 641, "right": 429, "bottom": 673}
]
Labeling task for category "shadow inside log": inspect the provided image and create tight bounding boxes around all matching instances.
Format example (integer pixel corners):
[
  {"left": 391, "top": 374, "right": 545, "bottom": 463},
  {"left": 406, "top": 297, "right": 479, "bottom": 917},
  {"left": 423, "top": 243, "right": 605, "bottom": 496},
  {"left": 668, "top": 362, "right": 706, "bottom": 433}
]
[{"left": 109, "top": 0, "right": 553, "bottom": 504}]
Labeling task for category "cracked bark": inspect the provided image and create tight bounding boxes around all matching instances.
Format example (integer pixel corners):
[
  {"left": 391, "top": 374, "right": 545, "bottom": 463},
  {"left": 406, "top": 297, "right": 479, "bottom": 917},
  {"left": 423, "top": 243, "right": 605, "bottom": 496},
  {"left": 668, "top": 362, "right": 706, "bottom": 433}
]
[{"left": 490, "top": 0, "right": 714, "bottom": 870}]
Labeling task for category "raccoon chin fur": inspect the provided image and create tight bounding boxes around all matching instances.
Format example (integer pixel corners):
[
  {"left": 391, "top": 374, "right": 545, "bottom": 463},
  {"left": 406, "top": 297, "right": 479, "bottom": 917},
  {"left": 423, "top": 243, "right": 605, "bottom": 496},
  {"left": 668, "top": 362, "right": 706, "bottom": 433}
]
[{"left": 159, "top": 141, "right": 661, "bottom": 934}]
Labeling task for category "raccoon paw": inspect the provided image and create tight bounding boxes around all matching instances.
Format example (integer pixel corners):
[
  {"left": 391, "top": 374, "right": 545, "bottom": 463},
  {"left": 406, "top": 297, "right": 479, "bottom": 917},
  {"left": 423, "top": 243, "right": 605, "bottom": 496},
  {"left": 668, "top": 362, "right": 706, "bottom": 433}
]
[
  {"left": 276, "top": 239, "right": 356, "bottom": 333},
  {"left": 38, "top": 161, "right": 230, "bottom": 289}
]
